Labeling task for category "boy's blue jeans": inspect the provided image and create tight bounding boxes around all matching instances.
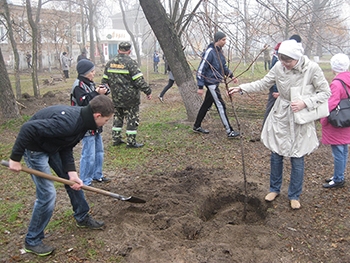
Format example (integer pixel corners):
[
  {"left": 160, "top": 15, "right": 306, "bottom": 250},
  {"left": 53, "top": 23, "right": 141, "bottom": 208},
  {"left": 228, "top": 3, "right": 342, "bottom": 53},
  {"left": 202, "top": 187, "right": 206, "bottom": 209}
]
[
  {"left": 24, "top": 150, "right": 90, "bottom": 246},
  {"left": 79, "top": 134, "right": 104, "bottom": 185}
]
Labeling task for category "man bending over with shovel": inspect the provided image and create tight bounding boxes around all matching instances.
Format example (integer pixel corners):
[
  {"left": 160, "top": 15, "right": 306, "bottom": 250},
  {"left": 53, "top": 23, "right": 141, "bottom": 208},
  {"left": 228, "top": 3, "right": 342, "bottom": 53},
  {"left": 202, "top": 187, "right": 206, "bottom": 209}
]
[{"left": 6, "top": 95, "right": 114, "bottom": 256}]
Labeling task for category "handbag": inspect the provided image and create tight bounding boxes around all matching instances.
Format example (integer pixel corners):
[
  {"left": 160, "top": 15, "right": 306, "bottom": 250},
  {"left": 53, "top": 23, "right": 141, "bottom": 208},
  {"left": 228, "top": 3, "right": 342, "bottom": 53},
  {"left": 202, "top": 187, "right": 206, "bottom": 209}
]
[
  {"left": 292, "top": 71, "right": 329, "bottom": 125},
  {"left": 327, "top": 79, "right": 350, "bottom": 128},
  {"left": 293, "top": 98, "right": 329, "bottom": 124}
]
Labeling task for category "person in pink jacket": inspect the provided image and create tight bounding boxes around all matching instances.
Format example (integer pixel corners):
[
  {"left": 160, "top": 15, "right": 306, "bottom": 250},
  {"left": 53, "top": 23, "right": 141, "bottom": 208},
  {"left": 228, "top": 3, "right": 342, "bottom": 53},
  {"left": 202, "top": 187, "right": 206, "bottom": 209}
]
[{"left": 321, "top": 53, "right": 350, "bottom": 188}]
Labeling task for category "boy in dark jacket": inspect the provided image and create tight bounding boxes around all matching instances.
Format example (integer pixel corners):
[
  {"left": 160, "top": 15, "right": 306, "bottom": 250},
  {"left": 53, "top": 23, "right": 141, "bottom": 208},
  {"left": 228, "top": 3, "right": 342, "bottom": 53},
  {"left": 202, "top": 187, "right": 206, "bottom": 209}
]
[
  {"left": 7, "top": 95, "right": 114, "bottom": 257},
  {"left": 194, "top": 31, "right": 240, "bottom": 138},
  {"left": 71, "top": 59, "right": 111, "bottom": 186}
]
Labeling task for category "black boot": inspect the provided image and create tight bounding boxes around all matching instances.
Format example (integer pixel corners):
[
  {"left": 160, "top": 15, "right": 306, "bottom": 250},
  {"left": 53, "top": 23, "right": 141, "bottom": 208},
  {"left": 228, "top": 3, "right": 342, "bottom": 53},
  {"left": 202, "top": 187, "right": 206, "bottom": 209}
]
[
  {"left": 126, "top": 142, "right": 144, "bottom": 148},
  {"left": 113, "top": 139, "right": 126, "bottom": 146},
  {"left": 126, "top": 133, "right": 144, "bottom": 148},
  {"left": 112, "top": 130, "right": 125, "bottom": 146}
]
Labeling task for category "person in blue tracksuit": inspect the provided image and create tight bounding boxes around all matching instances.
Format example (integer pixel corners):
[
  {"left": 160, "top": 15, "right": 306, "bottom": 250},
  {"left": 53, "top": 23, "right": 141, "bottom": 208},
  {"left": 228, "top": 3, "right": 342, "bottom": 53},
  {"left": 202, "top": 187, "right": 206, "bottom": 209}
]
[{"left": 193, "top": 31, "right": 240, "bottom": 138}]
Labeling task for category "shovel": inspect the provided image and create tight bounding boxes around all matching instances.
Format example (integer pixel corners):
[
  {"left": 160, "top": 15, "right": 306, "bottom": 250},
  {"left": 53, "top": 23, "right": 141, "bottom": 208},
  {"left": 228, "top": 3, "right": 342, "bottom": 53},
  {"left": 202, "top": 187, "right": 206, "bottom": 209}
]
[{"left": 1, "top": 160, "right": 146, "bottom": 203}]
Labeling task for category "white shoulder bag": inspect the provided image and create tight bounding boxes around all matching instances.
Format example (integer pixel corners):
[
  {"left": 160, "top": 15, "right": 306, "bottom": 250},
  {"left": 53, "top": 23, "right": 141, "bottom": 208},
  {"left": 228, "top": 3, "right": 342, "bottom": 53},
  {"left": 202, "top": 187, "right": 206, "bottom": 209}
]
[{"left": 291, "top": 70, "right": 329, "bottom": 125}]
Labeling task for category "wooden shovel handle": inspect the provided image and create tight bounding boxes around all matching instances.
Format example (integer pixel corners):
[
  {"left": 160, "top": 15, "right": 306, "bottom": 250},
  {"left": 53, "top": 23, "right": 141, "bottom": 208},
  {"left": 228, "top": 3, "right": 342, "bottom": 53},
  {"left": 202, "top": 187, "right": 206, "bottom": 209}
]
[{"left": 0, "top": 160, "right": 145, "bottom": 203}]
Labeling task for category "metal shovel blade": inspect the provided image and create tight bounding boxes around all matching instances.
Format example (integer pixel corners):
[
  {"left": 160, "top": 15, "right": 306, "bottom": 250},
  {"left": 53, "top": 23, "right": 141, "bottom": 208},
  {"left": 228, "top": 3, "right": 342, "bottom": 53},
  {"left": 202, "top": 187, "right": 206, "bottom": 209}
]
[{"left": 1, "top": 160, "right": 146, "bottom": 203}]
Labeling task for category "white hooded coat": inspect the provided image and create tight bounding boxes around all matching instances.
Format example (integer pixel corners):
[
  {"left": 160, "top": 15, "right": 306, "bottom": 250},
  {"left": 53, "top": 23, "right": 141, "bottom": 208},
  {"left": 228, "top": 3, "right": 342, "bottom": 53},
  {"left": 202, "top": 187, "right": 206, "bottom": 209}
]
[{"left": 240, "top": 56, "right": 331, "bottom": 157}]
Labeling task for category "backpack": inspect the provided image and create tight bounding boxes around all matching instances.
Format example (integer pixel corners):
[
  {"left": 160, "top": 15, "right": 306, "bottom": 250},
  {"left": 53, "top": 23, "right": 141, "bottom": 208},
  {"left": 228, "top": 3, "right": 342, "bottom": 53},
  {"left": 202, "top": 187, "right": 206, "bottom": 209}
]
[{"left": 70, "top": 79, "right": 81, "bottom": 106}]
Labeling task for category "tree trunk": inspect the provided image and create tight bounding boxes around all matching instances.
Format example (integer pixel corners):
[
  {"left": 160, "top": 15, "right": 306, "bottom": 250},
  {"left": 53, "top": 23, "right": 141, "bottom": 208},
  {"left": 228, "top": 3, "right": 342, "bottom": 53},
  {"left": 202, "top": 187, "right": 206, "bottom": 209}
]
[
  {"left": 26, "top": 0, "right": 40, "bottom": 98},
  {"left": 88, "top": 0, "right": 95, "bottom": 63},
  {"left": 140, "top": 0, "right": 202, "bottom": 122},
  {"left": 120, "top": 0, "right": 142, "bottom": 67},
  {"left": 3, "top": 0, "right": 22, "bottom": 99},
  {"left": 0, "top": 48, "right": 19, "bottom": 119},
  {"left": 95, "top": 26, "right": 105, "bottom": 64},
  {"left": 81, "top": 4, "right": 86, "bottom": 52}
]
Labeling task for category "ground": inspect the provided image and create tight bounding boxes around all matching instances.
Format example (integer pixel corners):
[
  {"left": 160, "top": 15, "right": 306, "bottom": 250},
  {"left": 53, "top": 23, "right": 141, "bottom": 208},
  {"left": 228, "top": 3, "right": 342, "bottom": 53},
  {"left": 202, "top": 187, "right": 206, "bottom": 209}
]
[{"left": 1, "top": 76, "right": 350, "bottom": 263}]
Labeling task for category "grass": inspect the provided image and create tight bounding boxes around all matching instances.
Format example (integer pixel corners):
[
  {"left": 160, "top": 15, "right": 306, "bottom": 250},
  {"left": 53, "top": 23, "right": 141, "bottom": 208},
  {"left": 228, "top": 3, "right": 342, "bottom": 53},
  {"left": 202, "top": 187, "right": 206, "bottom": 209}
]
[
  {"left": 0, "top": 203, "right": 23, "bottom": 223},
  {"left": 0, "top": 115, "right": 30, "bottom": 131},
  {"left": 0, "top": 143, "right": 12, "bottom": 161}
]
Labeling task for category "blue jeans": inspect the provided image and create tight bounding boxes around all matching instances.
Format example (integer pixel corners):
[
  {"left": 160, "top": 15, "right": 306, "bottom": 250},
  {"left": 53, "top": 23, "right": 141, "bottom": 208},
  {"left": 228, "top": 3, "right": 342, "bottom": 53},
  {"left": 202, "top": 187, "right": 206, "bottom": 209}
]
[
  {"left": 24, "top": 150, "right": 90, "bottom": 246},
  {"left": 79, "top": 134, "right": 104, "bottom": 185},
  {"left": 270, "top": 152, "right": 305, "bottom": 200},
  {"left": 331, "top": 144, "right": 348, "bottom": 183}
]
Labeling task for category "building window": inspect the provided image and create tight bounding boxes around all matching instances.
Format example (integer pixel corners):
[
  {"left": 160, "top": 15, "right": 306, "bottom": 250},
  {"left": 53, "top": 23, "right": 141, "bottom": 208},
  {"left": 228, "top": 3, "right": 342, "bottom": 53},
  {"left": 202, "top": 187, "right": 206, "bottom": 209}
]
[{"left": 76, "top": 24, "right": 82, "bottom": 43}]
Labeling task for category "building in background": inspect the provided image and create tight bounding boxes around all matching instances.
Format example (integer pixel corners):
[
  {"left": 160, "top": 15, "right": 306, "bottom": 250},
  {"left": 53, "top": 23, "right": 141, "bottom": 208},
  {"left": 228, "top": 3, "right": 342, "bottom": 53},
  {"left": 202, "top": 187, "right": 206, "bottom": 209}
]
[
  {"left": 99, "top": 29, "right": 131, "bottom": 61},
  {"left": 0, "top": 3, "right": 131, "bottom": 70},
  {"left": 109, "top": 5, "right": 154, "bottom": 57},
  {"left": 1, "top": 3, "right": 157, "bottom": 71}
]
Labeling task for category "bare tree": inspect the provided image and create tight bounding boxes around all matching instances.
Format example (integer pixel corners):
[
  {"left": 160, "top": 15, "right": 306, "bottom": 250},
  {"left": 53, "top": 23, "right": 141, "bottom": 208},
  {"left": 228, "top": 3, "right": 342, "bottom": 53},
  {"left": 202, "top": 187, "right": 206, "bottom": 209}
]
[
  {"left": 255, "top": 0, "right": 349, "bottom": 57},
  {"left": 1, "top": 0, "right": 22, "bottom": 99},
  {"left": 94, "top": 26, "right": 104, "bottom": 64},
  {"left": 140, "top": 0, "right": 202, "bottom": 121},
  {"left": 0, "top": 48, "right": 19, "bottom": 119},
  {"left": 26, "top": 0, "right": 41, "bottom": 97},
  {"left": 79, "top": 0, "right": 108, "bottom": 64},
  {"left": 85, "top": 0, "right": 96, "bottom": 63},
  {"left": 119, "top": 0, "right": 142, "bottom": 66}
]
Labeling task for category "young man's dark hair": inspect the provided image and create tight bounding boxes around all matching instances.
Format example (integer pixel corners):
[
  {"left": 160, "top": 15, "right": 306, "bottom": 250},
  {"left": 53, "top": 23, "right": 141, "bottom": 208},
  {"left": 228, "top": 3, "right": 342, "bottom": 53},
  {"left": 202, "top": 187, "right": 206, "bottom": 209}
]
[{"left": 90, "top": 95, "right": 114, "bottom": 116}]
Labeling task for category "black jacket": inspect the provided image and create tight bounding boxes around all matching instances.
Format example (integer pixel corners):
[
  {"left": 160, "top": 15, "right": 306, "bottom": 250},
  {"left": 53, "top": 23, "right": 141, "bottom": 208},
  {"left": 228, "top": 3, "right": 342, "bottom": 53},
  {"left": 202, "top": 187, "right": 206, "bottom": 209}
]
[
  {"left": 71, "top": 76, "right": 102, "bottom": 135},
  {"left": 10, "top": 104, "right": 97, "bottom": 172}
]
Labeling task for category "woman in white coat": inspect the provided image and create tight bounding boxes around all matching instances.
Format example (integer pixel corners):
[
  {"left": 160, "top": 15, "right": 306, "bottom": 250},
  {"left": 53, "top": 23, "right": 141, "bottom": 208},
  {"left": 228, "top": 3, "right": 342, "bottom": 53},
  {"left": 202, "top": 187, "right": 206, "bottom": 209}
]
[{"left": 229, "top": 39, "right": 331, "bottom": 209}]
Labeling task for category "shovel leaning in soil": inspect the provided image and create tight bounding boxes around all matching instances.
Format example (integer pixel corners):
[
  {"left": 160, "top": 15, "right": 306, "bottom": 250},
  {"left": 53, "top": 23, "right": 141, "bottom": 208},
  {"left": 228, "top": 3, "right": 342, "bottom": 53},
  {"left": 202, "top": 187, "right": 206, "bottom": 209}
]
[{"left": 1, "top": 160, "right": 146, "bottom": 203}]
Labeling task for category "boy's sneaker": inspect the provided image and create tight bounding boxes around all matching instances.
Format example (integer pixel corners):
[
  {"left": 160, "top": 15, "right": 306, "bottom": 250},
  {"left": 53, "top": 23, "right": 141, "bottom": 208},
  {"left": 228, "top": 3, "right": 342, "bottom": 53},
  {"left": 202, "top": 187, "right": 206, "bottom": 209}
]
[
  {"left": 193, "top": 127, "right": 209, "bottom": 134},
  {"left": 324, "top": 176, "right": 333, "bottom": 183},
  {"left": 76, "top": 214, "right": 104, "bottom": 230},
  {"left": 93, "top": 177, "right": 111, "bottom": 183},
  {"left": 24, "top": 242, "right": 55, "bottom": 256},
  {"left": 323, "top": 180, "right": 345, "bottom": 189},
  {"left": 158, "top": 96, "right": 164, "bottom": 103},
  {"left": 227, "top": 130, "right": 240, "bottom": 138}
]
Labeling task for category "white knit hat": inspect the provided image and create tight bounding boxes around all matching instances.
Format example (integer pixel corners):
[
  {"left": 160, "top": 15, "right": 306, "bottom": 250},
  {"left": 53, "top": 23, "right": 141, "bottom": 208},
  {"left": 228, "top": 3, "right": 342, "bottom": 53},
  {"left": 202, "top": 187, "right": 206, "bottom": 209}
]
[
  {"left": 278, "top": 39, "right": 304, "bottom": 60},
  {"left": 330, "top": 53, "right": 350, "bottom": 73}
]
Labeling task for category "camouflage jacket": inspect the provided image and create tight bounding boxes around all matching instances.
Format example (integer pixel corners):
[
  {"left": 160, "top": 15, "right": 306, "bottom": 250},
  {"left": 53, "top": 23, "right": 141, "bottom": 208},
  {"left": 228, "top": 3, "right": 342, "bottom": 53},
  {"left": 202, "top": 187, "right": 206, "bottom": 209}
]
[{"left": 102, "top": 54, "right": 151, "bottom": 108}]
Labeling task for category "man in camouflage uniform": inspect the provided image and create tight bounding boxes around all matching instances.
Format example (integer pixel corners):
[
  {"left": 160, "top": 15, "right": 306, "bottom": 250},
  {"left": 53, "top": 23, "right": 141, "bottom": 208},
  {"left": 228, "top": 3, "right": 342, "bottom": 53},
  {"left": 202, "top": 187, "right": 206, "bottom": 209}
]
[{"left": 102, "top": 42, "right": 152, "bottom": 148}]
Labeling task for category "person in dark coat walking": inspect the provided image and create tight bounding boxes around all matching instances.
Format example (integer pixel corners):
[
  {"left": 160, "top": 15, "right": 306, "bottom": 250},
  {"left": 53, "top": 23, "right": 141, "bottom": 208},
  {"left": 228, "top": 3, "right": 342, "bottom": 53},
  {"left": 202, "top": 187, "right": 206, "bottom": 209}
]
[
  {"left": 77, "top": 51, "right": 87, "bottom": 62},
  {"left": 158, "top": 65, "right": 175, "bottom": 102}
]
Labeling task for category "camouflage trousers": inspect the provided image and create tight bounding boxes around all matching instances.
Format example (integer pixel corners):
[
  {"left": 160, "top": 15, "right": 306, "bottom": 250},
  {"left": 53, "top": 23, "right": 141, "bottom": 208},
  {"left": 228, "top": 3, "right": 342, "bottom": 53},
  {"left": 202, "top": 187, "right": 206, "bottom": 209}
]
[{"left": 112, "top": 105, "right": 140, "bottom": 144}]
